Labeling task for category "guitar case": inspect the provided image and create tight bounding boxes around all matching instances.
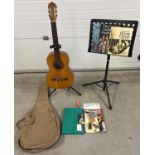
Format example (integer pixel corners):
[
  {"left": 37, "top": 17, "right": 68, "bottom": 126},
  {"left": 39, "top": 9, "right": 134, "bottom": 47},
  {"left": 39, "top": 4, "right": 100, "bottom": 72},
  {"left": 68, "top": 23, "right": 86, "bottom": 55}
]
[{"left": 16, "top": 82, "right": 61, "bottom": 152}]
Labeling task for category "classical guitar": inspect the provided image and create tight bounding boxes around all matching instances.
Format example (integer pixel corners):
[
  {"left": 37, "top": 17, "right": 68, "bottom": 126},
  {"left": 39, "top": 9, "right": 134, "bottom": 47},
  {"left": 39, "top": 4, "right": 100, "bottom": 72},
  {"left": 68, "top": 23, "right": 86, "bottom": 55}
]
[{"left": 46, "top": 2, "right": 74, "bottom": 89}]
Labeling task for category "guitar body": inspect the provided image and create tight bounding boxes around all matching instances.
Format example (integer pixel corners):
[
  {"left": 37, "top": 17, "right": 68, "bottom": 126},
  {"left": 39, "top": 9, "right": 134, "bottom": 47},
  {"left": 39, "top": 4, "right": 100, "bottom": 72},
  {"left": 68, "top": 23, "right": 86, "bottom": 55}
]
[{"left": 46, "top": 51, "right": 74, "bottom": 89}]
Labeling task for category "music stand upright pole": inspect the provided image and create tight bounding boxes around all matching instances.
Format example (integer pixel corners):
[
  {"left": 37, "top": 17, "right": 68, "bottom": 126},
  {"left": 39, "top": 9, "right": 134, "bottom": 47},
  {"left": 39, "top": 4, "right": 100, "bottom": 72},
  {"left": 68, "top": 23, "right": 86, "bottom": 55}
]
[{"left": 83, "top": 54, "right": 120, "bottom": 109}]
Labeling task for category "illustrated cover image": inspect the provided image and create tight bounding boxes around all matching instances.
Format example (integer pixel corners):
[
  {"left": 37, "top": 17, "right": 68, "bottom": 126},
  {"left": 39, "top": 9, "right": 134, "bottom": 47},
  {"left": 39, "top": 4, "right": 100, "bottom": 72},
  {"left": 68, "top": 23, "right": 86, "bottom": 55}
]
[
  {"left": 107, "top": 26, "right": 134, "bottom": 56},
  {"left": 84, "top": 109, "right": 105, "bottom": 133},
  {"left": 91, "top": 22, "right": 102, "bottom": 53}
]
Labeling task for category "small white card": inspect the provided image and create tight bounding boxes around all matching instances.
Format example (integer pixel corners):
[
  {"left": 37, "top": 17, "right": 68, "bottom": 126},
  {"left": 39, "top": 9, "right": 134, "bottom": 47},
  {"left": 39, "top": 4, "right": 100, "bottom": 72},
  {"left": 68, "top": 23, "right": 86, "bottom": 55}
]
[
  {"left": 102, "top": 122, "right": 107, "bottom": 132},
  {"left": 77, "top": 124, "right": 82, "bottom": 131}
]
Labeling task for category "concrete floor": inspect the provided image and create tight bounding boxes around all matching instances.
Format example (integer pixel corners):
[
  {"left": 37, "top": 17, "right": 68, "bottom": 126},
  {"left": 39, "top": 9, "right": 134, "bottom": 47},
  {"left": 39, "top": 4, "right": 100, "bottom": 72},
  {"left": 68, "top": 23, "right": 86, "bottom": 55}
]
[{"left": 14, "top": 71, "right": 140, "bottom": 155}]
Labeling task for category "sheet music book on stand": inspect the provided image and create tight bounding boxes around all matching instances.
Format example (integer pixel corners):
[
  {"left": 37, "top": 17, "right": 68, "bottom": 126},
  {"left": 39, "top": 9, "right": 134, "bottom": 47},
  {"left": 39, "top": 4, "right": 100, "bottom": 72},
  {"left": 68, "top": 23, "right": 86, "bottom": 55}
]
[{"left": 83, "top": 103, "right": 107, "bottom": 133}]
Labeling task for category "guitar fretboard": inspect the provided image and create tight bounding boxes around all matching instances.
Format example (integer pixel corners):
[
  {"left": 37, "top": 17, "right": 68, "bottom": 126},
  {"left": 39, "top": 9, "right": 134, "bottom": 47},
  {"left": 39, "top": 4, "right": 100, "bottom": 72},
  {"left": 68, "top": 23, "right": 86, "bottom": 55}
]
[
  {"left": 50, "top": 21, "right": 62, "bottom": 67},
  {"left": 51, "top": 22, "right": 59, "bottom": 47}
]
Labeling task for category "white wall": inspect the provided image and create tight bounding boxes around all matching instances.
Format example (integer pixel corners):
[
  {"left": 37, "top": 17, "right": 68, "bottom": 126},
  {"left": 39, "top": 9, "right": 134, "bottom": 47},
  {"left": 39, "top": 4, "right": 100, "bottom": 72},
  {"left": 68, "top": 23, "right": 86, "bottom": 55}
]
[{"left": 14, "top": 0, "right": 140, "bottom": 71}]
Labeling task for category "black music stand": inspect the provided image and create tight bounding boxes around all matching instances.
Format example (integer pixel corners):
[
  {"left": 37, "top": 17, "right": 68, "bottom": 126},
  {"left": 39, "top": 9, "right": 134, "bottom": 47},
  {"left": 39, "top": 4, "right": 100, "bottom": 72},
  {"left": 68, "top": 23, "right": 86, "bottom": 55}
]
[{"left": 83, "top": 19, "right": 138, "bottom": 109}]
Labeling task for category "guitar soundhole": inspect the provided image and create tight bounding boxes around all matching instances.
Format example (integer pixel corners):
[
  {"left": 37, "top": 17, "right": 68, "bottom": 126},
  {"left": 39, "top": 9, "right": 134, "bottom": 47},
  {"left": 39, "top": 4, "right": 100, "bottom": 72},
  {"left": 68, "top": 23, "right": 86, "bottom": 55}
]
[{"left": 53, "top": 61, "right": 64, "bottom": 69}]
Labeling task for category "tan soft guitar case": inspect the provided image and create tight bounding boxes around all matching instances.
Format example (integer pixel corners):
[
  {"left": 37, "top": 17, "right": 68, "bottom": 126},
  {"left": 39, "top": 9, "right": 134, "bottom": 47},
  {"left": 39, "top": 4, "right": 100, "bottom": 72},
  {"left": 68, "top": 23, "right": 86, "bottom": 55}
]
[{"left": 16, "top": 82, "right": 61, "bottom": 152}]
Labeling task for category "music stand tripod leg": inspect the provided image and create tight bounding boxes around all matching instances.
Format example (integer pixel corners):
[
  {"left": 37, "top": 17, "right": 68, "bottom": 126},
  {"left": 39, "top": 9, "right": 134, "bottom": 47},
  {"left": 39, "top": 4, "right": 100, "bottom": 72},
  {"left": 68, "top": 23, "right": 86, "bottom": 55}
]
[
  {"left": 107, "top": 80, "right": 120, "bottom": 84},
  {"left": 104, "top": 83, "right": 112, "bottom": 109},
  {"left": 83, "top": 80, "right": 104, "bottom": 87}
]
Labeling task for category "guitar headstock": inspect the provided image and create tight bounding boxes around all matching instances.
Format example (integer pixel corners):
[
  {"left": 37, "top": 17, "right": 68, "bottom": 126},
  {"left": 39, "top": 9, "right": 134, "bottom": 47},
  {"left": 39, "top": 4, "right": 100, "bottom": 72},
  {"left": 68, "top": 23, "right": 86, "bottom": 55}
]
[{"left": 48, "top": 2, "right": 57, "bottom": 22}]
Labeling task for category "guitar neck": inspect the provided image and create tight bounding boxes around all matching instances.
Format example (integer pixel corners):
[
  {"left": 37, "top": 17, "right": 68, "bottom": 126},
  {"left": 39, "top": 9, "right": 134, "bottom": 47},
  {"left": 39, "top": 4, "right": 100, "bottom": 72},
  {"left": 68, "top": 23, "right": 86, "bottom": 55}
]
[
  {"left": 51, "top": 22, "right": 59, "bottom": 48},
  {"left": 50, "top": 21, "right": 62, "bottom": 65}
]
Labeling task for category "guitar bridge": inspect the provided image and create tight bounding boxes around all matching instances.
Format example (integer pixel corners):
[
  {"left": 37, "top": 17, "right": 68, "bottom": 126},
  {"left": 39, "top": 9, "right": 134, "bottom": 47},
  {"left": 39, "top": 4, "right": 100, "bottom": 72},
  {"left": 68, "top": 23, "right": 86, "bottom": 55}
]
[{"left": 52, "top": 77, "right": 68, "bottom": 81}]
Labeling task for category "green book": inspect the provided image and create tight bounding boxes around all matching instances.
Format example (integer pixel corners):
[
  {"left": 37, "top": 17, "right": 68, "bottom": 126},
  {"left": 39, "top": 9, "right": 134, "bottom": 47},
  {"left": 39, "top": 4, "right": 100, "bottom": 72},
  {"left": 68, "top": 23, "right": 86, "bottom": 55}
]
[{"left": 61, "top": 108, "right": 84, "bottom": 135}]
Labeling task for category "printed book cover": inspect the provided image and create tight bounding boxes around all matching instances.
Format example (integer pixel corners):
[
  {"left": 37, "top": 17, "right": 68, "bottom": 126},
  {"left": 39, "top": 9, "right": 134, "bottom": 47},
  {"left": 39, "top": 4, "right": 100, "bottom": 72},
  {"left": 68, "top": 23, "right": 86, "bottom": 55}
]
[
  {"left": 83, "top": 103, "right": 107, "bottom": 133},
  {"left": 61, "top": 108, "right": 85, "bottom": 135}
]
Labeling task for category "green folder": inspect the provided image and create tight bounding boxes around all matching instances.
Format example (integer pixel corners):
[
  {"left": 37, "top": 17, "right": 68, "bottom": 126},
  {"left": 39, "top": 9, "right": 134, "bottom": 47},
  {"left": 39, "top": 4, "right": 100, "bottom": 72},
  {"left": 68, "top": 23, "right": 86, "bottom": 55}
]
[{"left": 61, "top": 108, "right": 84, "bottom": 135}]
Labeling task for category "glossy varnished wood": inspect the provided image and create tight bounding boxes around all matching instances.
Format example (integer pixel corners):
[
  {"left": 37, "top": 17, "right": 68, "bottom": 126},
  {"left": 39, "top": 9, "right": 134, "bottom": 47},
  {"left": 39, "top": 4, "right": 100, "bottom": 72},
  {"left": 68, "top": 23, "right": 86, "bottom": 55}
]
[{"left": 46, "top": 51, "right": 74, "bottom": 89}]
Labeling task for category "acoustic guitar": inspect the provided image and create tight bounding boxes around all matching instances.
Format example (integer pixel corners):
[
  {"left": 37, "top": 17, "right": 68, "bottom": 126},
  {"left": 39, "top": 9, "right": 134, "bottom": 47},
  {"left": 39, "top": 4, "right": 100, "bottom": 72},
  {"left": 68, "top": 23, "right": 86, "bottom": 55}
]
[{"left": 46, "top": 2, "right": 74, "bottom": 89}]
